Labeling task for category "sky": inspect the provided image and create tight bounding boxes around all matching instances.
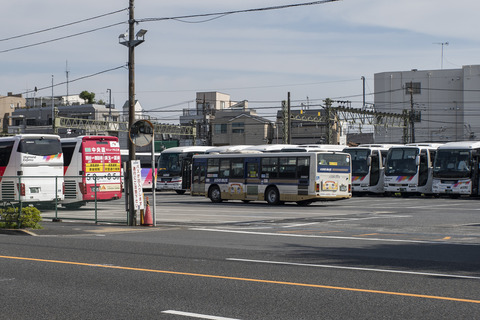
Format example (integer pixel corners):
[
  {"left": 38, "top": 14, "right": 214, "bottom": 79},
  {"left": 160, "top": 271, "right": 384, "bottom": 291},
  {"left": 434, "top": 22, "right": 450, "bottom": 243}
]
[{"left": 1, "top": 0, "right": 479, "bottom": 123}]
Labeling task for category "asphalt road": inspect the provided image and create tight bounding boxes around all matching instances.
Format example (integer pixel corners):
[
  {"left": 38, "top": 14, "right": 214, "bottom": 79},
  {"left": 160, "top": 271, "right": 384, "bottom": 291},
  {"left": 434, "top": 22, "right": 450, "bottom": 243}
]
[{"left": 1, "top": 193, "right": 479, "bottom": 319}]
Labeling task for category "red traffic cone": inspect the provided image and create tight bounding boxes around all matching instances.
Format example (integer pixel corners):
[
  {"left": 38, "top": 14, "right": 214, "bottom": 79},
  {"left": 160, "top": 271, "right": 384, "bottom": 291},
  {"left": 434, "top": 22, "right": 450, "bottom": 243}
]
[{"left": 143, "top": 197, "right": 153, "bottom": 226}]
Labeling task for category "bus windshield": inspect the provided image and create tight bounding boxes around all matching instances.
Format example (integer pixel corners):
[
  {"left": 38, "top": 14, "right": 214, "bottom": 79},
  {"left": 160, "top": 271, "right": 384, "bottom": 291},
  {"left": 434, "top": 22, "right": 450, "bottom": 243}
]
[
  {"left": 158, "top": 152, "right": 181, "bottom": 175},
  {"left": 385, "top": 148, "right": 418, "bottom": 176},
  {"left": 345, "top": 149, "right": 370, "bottom": 176},
  {"left": 434, "top": 149, "right": 471, "bottom": 178},
  {"left": 18, "top": 138, "right": 62, "bottom": 156}
]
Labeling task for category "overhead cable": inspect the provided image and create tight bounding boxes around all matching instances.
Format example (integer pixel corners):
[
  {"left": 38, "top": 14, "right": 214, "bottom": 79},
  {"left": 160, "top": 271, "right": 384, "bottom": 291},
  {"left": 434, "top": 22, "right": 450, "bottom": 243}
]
[
  {"left": 137, "top": 0, "right": 340, "bottom": 23},
  {"left": 0, "top": 8, "right": 128, "bottom": 42}
]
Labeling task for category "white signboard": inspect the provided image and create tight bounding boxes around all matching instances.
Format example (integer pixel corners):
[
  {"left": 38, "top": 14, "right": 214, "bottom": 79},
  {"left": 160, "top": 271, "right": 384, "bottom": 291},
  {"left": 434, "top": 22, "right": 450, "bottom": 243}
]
[{"left": 131, "top": 160, "right": 144, "bottom": 210}]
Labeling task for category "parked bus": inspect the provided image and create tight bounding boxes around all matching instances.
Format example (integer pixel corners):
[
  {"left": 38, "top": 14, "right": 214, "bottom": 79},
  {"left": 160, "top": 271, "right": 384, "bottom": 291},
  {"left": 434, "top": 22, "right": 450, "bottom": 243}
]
[
  {"left": 384, "top": 143, "right": 442, "bottom": 196},
  {"left": 343, "top": 144, "right": 394, "bottom": 194},
  {"left": 156, "top": 146, "right": 213, "bottom": 194},
  {"left": 432, "top": 141, "right": 480, "bottom": 196},
  {"left": 120, "top": 150, "right": 161, "bottom": 189},
  {"left": 191, "top": 150, "right": 352, "bottom": 205},
  {"left": 0, "top": 134, "right": 64, "bottom": 205},
  {"left": 61, "top": 136, "right": 122, "bottom": 208}
]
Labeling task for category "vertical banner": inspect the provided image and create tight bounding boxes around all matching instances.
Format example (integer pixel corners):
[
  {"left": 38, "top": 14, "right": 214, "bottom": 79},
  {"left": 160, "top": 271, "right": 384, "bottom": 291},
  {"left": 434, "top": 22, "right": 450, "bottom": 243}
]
[{"left": 131, "top": 160, "right": 144, "bottom": 210}]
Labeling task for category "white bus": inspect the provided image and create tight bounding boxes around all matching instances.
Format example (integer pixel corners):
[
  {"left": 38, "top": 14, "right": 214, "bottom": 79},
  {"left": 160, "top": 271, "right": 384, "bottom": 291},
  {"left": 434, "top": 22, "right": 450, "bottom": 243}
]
[
  {"left": 62, "top": 136, "right": 122, "bottom": 208},
  {"left": 120, "top": 150, "right": 161, "bottom": 189},
  {"left": 343, "top": 144, "right": 394, "bottom": 194},
  {"left": 191, "top": 150, "right": 352, "bottom": 205},
  {"left": 384, "top": 143, "right": 442, "bottom": 196},
  {"left": 432, "top": 141, "right": 480, "bottom": 196},
  {"left": 0, "top": 134, "right": 64, "bottom": 205},
  {"left": 156, "top": 146, "right": 214, "bottom": 194}
]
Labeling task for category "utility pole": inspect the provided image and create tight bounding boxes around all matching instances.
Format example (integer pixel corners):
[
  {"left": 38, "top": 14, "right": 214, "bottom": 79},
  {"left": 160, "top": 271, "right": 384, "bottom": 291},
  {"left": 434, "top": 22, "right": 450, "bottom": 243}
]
[
  {"left": 409, "top": 81, "right": 415, "bottom": 143},
  {"left": 287, "top": 92, "right": 291, "bottom": 144},
  {"left": 282, "top": 100, "right": 288, "bottom": 144},
  {"left": 324, "top": 98, "right": 332, "bottom": 144}
]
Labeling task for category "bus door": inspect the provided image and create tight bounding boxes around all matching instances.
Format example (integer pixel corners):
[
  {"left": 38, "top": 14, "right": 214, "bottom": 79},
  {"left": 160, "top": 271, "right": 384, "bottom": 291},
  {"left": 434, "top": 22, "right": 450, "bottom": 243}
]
[
  {"left": 472, "top": 150, "right": 480, "bottom": 196},
  {"left": 181, "top": 157, "right": 192, "bottom": 190},
  {"left": 369, "top": 151, "right": 380, "bottom": 186},
  {"left": 192, "top": 158, "right": 207, "bottom": 195},
  {"left": 418, "top": 150, "right": 428, "bottom": 186},
  {"left": 245, "top": 157, "right": 260, "bottom": 200},
  {"left": 297, "top": 156, "right": 310, "bottom": 195}
]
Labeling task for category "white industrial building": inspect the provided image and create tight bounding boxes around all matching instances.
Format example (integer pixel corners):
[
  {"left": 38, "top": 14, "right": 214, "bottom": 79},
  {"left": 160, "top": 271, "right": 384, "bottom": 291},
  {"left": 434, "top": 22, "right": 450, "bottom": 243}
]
[{"left": 374, "top": 65, "right": 480, "bottom": 143}]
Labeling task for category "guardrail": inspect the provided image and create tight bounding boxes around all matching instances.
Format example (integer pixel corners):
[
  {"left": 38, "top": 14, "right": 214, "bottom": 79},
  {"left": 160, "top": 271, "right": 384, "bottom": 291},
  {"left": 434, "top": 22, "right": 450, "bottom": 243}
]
[{"left": 0, "top": 175, "right": 128, "bottom": 225}]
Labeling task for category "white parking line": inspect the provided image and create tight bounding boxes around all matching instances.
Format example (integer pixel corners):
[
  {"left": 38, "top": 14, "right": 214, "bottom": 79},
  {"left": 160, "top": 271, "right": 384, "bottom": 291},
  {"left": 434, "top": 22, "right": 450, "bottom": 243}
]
[
  {"left": 191, "top": 228, "right": 444, "bottom": 244},
  {"left": 227, "top": 258, "right": 480, "bottom": 280},
  {"left": 161, "top": 310, "right": 240, "bottom": 320}
]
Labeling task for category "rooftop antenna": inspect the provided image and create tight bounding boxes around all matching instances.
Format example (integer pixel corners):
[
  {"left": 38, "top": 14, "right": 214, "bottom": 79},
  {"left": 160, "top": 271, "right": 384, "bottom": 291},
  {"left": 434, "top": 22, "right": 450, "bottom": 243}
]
[{"left": 433, "top": 42, "right": 449, "bottom": 69}]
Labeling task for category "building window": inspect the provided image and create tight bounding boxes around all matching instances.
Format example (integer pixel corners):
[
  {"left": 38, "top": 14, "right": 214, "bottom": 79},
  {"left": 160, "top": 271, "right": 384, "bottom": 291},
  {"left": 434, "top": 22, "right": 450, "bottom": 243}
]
[
  {"left": 405, "top": 82, "right": 421, "bottom": 94},
  {"left": 214, "top": 124, "right": 227, "bottom": 134},
  {"left": 232, "top": 122, "right": 244, "bottom": 133}
]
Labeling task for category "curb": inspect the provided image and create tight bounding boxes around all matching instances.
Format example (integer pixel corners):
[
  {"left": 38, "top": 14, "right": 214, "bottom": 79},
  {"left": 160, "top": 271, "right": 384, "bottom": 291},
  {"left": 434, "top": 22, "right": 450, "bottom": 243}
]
[{"left": 0, "top": 229, "right": 37, "bottom": 236}]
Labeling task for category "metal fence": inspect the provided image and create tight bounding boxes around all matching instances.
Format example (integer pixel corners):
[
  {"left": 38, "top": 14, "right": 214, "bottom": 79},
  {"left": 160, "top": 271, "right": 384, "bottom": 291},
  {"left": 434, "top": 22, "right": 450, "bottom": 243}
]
[{"left": 0, "top": 175, "right": 129, "bottom": 225}]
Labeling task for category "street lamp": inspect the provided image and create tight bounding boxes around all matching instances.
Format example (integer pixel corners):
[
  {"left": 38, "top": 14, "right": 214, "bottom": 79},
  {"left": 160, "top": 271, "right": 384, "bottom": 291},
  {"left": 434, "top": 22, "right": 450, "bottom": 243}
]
[{"left": 118, "top": 29, "right": 148, "bottom": 48}]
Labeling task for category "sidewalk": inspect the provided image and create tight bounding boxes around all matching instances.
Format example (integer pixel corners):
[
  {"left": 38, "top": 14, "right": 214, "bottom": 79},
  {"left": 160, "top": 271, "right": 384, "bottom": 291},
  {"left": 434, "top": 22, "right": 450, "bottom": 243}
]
[{"left": 0, "top": 221, "right": 154, "bottom": 236}]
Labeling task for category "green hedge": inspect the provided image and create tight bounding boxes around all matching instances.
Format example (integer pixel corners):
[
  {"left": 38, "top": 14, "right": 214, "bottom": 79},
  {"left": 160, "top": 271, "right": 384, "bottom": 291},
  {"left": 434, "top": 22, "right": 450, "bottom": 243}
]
[{"left": 0, "top": 206, "right": 43, "bottom": 229}]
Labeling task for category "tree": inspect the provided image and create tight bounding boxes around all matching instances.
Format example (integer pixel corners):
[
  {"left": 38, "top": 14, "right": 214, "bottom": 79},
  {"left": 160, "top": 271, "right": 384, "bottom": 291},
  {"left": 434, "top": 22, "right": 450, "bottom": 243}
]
[{"left": 79, "top": 91, "right": 95, "bottom": 104}]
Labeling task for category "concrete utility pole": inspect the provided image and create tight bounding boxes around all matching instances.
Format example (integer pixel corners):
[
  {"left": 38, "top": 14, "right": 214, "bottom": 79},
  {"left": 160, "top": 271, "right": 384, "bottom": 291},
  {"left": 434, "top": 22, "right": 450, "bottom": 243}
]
[
  {"left": 118, "top": 0, "right": 148, "bottom": 225},
  {"left": 127, "top": 0, "right": 136, "bottom": 226},
  {"left": 409, "top": 81, "right": 415, "bottom": 143}
]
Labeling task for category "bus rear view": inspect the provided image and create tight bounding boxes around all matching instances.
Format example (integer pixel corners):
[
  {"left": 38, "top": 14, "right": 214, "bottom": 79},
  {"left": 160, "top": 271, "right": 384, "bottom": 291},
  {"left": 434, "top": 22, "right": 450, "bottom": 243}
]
[
  {"left": 62, "top": 136, "right": 122, "bottom": 208},
  {"left": 0, "top": 134, "right": 64, "bottom": 206}
]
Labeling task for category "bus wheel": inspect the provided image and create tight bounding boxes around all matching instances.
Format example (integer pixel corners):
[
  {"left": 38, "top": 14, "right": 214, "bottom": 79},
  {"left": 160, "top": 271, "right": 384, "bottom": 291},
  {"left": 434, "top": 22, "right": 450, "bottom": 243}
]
[
  {"left": 265, "top": 187, "right": 281, "bottom": 205},
  {"left": 209, "top": 186, "right": 222, "bottom": 203},
  {"left": 175, "top": 190, "right": 186, "bottom": 195}
]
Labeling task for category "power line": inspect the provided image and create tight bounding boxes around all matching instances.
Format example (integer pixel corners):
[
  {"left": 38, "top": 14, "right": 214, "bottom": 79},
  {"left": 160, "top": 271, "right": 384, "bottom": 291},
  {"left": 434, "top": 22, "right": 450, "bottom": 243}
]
[
  {"left": 3, "top": 65, "right": 127, "bottom": 98},
  {"left": 137, "top": 0, "right": 340, "bottom": 23},
  {"left": 0, "top": 22, "right": 126, "bottom": 54},
  {"left": 0, "top": 8, "right": 128, "bottom": 42}
]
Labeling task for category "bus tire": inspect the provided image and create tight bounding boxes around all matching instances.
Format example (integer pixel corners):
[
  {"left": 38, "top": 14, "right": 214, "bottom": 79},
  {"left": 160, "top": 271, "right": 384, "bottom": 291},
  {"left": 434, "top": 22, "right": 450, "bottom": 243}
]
[
  {"left": 265, "top": 186, "right": 281, "bottom": 205},
  {"left": 175, "top": 190, "right": 186, "bottom": 195},
  {"left": 209, "top": 185, "right": 222, "bottom": 203}
]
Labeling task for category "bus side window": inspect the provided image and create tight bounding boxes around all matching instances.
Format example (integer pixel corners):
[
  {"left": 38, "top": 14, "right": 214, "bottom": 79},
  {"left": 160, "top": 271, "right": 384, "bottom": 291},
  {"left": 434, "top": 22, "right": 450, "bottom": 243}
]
[
  {"left": 297, "top": 157, "right": 309, "bottom": 178},
  {"left": 246, "top": 162, "right": 259, "bottom": 178},
  {"left": 219, "top": 159, "right": 230, "bottom": 178},
  {"left": 0, "top": 141, "right": 14, "bottom": 166},
  {"left": 231, "top": 158, "right": 244, "bottom": 179},
  {"left": 207, "top": 159, "right": 219, "bottom": 177}
]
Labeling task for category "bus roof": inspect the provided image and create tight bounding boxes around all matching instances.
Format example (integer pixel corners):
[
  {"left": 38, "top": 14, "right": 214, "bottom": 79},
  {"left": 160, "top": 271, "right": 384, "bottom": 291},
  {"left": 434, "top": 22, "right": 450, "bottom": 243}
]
[
  {"left": 205, "top": 145, "right": 253, "bottom": 154},
  {"left": 298, "top": 144, "right": 347, "bottom": 151},
  {"left": 357, "top": 144, "right": 402, "bottom": 149},
  {"left": 61, "top": 135, "right": 118, "bottom": 143},
  {"left": 161, "top": 146, "right": 214, "bottom": 153},
  {"left": 436, "top": 141, "right": 480, "bottom": 150},
  {"left": 242, "top": 144, "right": 299, "bottom": 152},
  {"left": 7, "top": 134, "right": 60, "bottom": 140},
  {"left": 390, "top": 143, "right": 442, "bottom": 150},
  {"left": 194, "top": 150, "right": 347, "bottom": 159}
]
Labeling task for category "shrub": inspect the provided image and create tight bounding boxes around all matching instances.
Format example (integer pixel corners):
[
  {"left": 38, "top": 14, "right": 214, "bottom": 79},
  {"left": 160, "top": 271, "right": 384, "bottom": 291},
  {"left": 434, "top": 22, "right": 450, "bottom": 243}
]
[{"left": 0, "top": 206, "right": 43, "bottom": 229}]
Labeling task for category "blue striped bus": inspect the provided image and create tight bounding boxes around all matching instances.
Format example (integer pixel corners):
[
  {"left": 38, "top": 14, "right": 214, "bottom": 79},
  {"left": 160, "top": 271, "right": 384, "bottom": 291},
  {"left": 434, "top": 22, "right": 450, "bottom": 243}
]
[{"left": 191, "top": 150, "right": 351, "bottom": 205}]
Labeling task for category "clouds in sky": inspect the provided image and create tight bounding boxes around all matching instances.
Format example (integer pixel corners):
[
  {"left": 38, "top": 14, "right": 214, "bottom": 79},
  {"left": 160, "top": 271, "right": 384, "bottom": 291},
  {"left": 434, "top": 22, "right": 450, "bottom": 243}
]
[{"left": 1, "top": 0, "right": 479, "bottom": 121}]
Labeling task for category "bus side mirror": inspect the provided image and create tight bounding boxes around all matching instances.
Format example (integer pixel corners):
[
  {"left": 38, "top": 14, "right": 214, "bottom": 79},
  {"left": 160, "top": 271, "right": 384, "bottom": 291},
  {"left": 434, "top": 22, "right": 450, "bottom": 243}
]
[
  {"left": 415, "top": 155, "right": 420, "bottom": 166},
  {"left": 367, "top": 156, "right": 372, "bottom": 166}
]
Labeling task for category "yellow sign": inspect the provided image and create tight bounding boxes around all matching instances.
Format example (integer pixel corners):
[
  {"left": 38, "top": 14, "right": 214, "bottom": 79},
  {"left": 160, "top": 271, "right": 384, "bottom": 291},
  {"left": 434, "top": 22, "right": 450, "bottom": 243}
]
[
  {"left": 104, "top": 163, "right": 120, "bottom": 172},
  {"left": 86, "top": 163, "right": 103, "bottom": 172}
]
